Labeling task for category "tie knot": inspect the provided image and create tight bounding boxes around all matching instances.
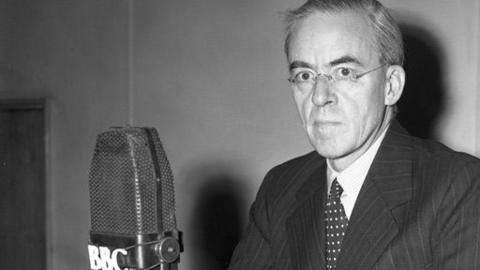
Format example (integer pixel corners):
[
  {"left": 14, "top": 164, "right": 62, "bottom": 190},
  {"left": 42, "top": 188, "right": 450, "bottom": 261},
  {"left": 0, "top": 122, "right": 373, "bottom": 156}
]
[{"left": 330, "top": 179, "right": 343, "bottom": 198}]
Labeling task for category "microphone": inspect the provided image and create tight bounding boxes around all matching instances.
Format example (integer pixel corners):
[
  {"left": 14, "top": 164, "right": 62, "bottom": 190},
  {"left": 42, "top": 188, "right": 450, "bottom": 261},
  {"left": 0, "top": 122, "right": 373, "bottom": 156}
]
[{"left": 87, "top": 127, "right": 182, "bottom": 270}]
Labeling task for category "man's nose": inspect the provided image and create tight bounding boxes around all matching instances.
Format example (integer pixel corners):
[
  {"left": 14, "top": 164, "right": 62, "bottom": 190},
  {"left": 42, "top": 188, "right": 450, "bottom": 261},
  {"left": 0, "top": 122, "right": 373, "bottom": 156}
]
[{"left": 311, "top": 77, "right": 334, "bottom": 106}]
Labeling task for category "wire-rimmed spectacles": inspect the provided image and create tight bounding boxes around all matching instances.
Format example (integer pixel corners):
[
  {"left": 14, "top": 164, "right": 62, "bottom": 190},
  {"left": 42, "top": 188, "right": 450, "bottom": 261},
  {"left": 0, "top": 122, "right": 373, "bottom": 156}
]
[{"left": 288, "top": 63, "right": 386, "bottom": 91}]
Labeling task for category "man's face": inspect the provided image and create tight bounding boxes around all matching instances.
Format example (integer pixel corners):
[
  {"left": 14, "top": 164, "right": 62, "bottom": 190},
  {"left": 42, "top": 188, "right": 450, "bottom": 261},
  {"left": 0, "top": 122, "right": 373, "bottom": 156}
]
[{"left": 288, "top": 10, "right": 389, "bottom": 171}]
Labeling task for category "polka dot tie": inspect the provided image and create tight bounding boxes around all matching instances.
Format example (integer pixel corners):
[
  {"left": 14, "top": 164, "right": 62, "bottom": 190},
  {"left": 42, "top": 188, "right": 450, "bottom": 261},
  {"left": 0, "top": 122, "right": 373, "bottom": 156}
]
[{"left": 325, "top": 179, "right": 348, "bottom": 269}]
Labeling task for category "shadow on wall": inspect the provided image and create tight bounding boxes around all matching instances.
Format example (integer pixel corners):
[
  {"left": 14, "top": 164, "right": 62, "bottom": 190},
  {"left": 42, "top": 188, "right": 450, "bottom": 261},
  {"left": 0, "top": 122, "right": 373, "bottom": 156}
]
[
  {"left": 187, "top": 162, "right": 248, "bottom": 270},
  {"left": 396, "top": 23, "right": 445, "bottom": 140}
]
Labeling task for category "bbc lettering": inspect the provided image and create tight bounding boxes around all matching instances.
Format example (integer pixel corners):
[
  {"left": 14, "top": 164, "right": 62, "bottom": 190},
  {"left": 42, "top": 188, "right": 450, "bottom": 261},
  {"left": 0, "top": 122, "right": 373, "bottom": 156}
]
[{"left": 88, "top": 245, "right": 127, "bottom": 270}]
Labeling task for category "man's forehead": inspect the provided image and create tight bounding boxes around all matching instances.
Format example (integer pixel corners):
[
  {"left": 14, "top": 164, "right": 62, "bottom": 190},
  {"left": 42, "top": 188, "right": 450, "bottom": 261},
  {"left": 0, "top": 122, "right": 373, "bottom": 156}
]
[
  {"left": 289, "top": 55, "right": 363, "bottom": 71},
  {"left": 287, "top": 10, "right": 377, "bottom": 66}
]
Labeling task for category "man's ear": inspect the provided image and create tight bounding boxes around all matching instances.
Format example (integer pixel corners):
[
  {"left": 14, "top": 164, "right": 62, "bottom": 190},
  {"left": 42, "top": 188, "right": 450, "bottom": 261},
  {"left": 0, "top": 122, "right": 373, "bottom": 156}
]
[{"left": 384, "top": 65, "right": 405, "bottom": 106}]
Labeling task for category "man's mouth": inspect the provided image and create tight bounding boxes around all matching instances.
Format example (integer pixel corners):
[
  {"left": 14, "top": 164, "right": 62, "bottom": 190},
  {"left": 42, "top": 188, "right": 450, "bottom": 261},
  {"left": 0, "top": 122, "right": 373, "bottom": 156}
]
[
  {"left": 312, "top": 120, "right": 341, "bottom": 127},
  {"left": 310, "top": 120, "right": 343, "bottom": 138}
]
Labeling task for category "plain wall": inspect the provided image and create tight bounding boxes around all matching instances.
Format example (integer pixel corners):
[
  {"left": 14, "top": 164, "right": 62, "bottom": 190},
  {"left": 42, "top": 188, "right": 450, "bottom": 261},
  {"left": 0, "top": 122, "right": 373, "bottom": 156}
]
[
  {"left": 0, "top": 1, "right": 131, "bottom": 269},
  {"left": 1, "top": 0, "right": 479, "bottom": 269}
]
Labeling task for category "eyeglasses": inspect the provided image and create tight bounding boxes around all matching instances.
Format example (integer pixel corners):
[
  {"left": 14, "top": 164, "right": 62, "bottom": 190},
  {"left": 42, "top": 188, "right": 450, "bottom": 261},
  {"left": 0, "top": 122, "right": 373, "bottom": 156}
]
[{"left": 288, "top": 63, "right": 386, "bottom": 91}]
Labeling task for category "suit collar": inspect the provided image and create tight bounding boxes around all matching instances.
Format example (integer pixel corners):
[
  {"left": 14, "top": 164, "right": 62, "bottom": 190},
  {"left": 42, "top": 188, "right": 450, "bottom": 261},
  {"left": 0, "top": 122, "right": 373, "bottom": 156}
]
[
  {"left": 337, "top": 119, "right": 414, "bottom": 270},
  {"left": 287, "top": 119, "right": 414, "bottom": 270},
  {"left": 365, "top": 119, "right": 414, "bottom": 212},
  {"left": 286, "top": 155, "right": 328, "bottom": 270}
]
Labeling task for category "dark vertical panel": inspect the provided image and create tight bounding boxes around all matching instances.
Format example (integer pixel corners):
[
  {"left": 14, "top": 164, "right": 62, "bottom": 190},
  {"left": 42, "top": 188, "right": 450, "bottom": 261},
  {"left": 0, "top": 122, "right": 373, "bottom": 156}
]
[{"left": 0, "top": 105, "right": 45, "bottom": 269}]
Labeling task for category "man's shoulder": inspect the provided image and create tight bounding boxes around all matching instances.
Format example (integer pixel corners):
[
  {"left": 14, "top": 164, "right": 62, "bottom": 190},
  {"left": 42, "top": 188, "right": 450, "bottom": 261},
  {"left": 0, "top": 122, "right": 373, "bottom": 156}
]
[
  {"left": 400, "top": 134, "right": 480, "bottom": 191},
  {"left": 410, "top": 135, "right": 480, "bottom": 168},
  {"left": 258, "top": 151, "right": 324, "bottom": 198},
  {"left": 273, "top": 151, "right": 323, "bottom": 169},
  {"left": 385, "top": 120, "right": 480, "bottom": 169},
  {"left": 270, "top": 151, "right": 323, "bottom": 173},
  {"left": 253, "top": 151, "right": 325, "bottom": 222}
]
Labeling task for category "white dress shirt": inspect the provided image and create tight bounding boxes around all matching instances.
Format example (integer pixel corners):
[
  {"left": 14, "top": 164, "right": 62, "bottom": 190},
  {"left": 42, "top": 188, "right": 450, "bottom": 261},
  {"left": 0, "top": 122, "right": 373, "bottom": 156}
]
[{"left": 326, "top": 125, "right": 389, "bottom": 219}]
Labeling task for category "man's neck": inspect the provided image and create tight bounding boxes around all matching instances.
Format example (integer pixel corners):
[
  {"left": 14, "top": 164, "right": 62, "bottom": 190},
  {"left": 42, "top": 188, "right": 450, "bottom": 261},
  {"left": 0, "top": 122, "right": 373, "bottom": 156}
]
[{"left": 328, "top": 109, "right": 393, "bottom": 172}]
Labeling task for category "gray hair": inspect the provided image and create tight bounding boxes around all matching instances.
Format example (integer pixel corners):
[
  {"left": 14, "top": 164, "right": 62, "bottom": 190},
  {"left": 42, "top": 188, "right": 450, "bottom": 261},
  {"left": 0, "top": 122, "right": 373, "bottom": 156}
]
[{"left": 283, "top": 0, "right": 404, "bottom": 66}]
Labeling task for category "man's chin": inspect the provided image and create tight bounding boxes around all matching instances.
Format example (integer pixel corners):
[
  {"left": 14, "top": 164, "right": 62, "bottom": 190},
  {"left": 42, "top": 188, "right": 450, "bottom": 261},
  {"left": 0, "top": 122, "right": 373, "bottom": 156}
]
[
  {"left": 315, "top": 151, "right": 342, "bottom": 160},
  {"left": 309, "top": 142, "right": 345, "bottom": 160}
]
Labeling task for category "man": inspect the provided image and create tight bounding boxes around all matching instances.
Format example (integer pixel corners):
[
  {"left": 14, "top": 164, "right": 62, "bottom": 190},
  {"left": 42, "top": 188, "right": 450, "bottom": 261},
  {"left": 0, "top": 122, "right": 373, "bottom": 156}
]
[{"left": 228, "top": 0, "right": 480, "bottom": 269}]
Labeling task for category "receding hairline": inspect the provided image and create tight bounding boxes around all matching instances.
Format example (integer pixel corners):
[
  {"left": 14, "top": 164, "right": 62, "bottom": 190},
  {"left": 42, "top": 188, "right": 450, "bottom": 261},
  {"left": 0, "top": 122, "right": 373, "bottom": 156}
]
[
  {"left": 284, "top": 9, "right": 380, "bottom": 61},
  {"left": 283, "top": 1, "right": 404, "bottom": 66}
]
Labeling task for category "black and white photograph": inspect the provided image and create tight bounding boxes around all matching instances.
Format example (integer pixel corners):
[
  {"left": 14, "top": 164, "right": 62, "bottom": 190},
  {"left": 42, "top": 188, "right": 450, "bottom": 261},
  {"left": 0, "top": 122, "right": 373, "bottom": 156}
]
[{"left": 1, "top": 0, "right": 480, "bottom": 269}]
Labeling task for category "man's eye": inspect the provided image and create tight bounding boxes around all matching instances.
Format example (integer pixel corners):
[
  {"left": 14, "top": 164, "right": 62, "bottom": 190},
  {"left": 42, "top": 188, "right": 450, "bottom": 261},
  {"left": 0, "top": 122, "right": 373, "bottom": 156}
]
[
  {"left": 294, "top": 70, "right": 315, "bottom": 82},
  {"left": 331, "top": 67, "right": 358, "bottom": 80},
  {"left": 337, "top": 67, "right": 353, "bottom": 77},
  {"left": 341, "top": 68, "right": 351, "bottom": 76}
]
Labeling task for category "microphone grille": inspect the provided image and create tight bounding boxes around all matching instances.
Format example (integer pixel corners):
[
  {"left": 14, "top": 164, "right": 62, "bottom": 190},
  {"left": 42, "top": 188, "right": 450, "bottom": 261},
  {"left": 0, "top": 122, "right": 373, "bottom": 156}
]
[
  {"left": 89, "top": 128, "right": 159, "bottom": 235},
  {"left": 146, "top": 128, "right": 177, "bottom": 232}
]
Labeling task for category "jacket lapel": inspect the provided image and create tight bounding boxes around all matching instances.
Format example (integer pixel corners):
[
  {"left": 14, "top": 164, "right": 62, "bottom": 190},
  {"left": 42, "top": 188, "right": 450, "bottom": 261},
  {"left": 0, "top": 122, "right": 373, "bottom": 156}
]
[
  {"left": 286, "top": 158, "right": 328, "bottom": 270},
  {"left": 336, "top": 120, "right": 414, "bottom": 270}
]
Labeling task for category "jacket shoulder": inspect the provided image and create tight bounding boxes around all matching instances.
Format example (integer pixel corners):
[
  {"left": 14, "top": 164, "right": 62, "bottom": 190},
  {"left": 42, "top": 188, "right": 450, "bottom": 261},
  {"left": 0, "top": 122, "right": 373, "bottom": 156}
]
[
  {"left": 270, "top": 151, "right": 323, "bottom": 174},
  {"left": 256, "top": 151, "right": 324, "bottom": 208},
  {"left": 407, "top": 136, "right": 480, "bottom": 202},
  {"left": 411, "top": 136, "right": 480, "bottom": 169},
  {"left": 264, "top": 151, "right": 323, "bottom": 188}
]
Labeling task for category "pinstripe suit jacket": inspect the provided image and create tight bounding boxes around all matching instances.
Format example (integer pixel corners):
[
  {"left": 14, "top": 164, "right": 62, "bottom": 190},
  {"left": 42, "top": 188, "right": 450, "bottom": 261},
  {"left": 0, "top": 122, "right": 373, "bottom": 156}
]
[{"left": 228, "top": 120, "right": 480, "bottom": 270}]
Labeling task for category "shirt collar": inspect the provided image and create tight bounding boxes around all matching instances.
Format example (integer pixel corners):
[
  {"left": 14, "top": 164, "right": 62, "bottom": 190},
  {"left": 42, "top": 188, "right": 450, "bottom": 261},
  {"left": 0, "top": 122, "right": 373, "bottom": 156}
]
[{"left": 327, "top": 123, "right": 390, "bottom": 197}]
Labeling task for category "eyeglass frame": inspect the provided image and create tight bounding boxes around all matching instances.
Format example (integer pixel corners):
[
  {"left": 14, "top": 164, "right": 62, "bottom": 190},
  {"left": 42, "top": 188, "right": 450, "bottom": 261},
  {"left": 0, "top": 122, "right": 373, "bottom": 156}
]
[{"left": 287, "top": 63, "right": 387, "bottom": 88}]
